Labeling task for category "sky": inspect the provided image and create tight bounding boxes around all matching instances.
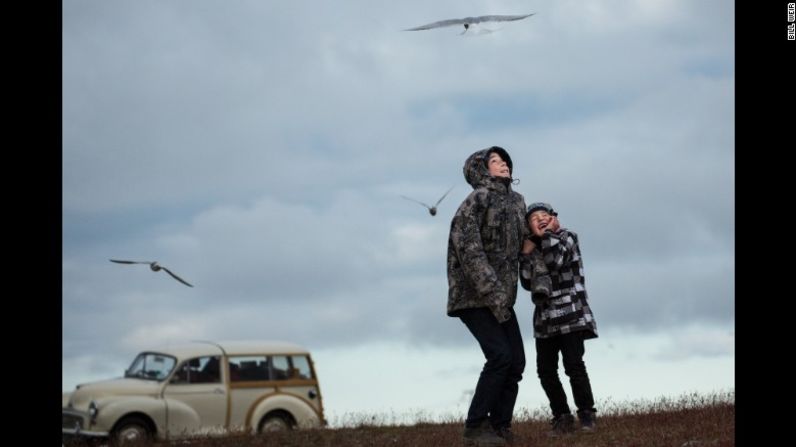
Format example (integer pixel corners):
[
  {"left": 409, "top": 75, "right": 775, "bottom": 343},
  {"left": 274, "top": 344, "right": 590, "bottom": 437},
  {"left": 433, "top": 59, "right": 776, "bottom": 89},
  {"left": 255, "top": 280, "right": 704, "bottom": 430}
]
[{"left": 62, "top": 0, "right": 734, "bottom": 426}]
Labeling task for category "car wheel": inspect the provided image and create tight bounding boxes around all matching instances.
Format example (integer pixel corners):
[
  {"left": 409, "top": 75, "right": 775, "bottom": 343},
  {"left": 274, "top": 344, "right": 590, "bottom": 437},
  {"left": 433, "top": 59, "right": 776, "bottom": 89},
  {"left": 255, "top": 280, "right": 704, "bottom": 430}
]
[
  {"left": 112, "top": 416, "right": 151, "bottom": 445},
  {"left": 259, "top": 414, "right": 292, "bottom": 432}
]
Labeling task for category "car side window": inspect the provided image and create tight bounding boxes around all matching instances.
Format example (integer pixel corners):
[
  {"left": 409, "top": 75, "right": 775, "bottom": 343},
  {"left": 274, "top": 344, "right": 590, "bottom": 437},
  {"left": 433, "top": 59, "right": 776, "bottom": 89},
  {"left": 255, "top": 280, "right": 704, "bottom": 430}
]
[
  {"left": 271, "top": 355, "right": 290, "bottom": 380},
  {"left": 228, "top": 356, "right": 270, "bottom": 382},
  {"left": 171, "top": 356, "right": 221, "bottom": 384},
  {"left": 290, "top": 355, "right": 313, "bottom": 379}
]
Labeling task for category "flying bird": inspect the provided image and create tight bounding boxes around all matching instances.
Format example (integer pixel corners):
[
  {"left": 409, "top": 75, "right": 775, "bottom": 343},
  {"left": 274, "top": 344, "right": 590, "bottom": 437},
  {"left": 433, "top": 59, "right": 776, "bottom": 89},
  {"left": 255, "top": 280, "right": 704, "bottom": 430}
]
[
  {"left": 401, "top": 186, "right": 454, "bottom": 216},
  {"left": 110, "top": 259, "right": 194, "bottom": 287},
  {"left": 403, "top": 13, "right": 535, "bottom": 34}
]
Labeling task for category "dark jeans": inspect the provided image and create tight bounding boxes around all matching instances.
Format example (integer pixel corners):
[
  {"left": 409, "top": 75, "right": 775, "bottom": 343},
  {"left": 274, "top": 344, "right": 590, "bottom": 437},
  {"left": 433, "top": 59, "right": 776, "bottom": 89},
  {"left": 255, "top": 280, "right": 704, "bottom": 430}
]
[
  {"left": 458, "top": 307, "right": 525, "bottom": 429},
  {"left": 535, "top": 331, "right": 595, "bottom": 418}
]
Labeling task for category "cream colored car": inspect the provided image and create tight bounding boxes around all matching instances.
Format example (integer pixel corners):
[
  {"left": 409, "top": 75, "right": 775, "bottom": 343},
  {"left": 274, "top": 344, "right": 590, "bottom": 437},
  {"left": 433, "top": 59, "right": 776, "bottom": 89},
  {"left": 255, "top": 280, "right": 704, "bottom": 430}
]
[{"left": 62, "top": 340, "right": 326, "bottom": 444}]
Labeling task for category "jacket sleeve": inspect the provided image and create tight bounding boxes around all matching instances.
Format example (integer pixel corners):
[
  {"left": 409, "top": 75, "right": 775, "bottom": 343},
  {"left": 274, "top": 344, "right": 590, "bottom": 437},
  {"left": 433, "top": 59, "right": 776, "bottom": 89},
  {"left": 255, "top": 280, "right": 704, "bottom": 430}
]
[
  {"left": 541, "top": 228, "right": 577, "bottom": 272},
  {"left": 450, "top": 193, "right": 510, "bottom": 322},
  {"left": 519, "top": 253, "right": 532, "bottom": 291},
  {"left": 518, "top": 193, "right": 533, "bottom": 291},
  {"left": 519, "top": 250, "right": 547, "bottom": 289}
]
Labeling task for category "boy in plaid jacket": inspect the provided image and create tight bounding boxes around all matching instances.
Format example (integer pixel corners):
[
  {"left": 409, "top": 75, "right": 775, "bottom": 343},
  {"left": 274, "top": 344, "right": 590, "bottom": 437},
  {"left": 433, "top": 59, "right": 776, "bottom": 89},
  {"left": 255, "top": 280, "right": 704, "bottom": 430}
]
[{"left": 520, "top": 202, "right": 598, "bottom": 435}]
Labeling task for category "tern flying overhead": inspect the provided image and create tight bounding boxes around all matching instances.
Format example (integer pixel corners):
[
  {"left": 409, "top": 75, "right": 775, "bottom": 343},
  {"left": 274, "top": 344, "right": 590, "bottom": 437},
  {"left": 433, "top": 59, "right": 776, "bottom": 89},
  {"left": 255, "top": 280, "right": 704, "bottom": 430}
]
[
  {"left": 110, "top": 259, "right": 194, "bottom": 287},
  {"left": 403, "top": 13, "right": 535, "bottom": 34},
  {"left": 401, "top": 186, "right": 455, "bottom": 216}
]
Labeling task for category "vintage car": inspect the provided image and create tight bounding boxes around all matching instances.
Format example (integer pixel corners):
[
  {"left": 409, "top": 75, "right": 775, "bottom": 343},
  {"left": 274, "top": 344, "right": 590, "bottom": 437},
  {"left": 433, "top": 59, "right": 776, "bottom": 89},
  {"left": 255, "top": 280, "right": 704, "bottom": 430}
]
[{"left": 62, "top": 340, "right": 326, "bottom": 444}]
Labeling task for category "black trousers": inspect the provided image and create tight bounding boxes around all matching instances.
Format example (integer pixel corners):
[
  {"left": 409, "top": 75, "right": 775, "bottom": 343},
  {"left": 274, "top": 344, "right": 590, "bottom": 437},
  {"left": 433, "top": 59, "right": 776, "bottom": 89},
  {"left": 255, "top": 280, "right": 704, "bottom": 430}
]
[
  {"left": 535, "top": 331, "right": 595, "bottom": 418},
  {"left": 459, "top": 307, "right": 525, "bottom": 429}
]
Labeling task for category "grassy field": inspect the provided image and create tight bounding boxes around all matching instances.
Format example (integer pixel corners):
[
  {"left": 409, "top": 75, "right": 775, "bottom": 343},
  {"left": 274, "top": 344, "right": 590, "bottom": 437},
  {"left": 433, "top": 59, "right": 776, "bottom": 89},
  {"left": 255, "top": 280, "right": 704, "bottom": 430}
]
[{"left": 70, "top": 391, "right": 735, "bottom": 446}]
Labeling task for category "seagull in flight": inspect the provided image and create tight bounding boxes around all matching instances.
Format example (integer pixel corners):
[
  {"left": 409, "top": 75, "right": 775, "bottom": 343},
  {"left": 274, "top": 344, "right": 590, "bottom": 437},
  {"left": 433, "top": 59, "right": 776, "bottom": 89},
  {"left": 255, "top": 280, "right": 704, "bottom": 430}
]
[
  {"left": 404, "top": 13, "right": 535, "bottom": 34},
  {"left": 110, "top": 259, "right": 194, "bottom": 287},
  {"left": 401, "top": 186, "right": 455, "bottom": 216}
]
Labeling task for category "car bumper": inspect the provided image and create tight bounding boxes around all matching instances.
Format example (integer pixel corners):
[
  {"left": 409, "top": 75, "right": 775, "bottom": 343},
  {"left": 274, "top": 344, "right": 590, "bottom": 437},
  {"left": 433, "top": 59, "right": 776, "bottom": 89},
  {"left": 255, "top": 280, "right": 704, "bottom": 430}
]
[
  {"left": 62, "top": 427, "right": 108, "bottom": 437},
  {"left": 62, "top": 409, "right": 109, "bottom": 439}
]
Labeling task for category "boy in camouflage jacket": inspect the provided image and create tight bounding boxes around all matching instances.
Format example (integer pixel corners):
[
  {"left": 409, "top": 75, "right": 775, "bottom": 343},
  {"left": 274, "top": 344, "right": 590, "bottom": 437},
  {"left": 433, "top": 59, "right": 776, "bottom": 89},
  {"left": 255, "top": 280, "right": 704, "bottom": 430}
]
[{"left": 447, "top": 146, "right": 528, "bottom": 446}]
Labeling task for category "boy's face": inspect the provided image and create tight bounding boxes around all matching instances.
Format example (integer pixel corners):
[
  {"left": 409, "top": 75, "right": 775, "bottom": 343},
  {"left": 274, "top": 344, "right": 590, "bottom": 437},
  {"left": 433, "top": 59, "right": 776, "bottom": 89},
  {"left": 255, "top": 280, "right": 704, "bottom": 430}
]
[
  {"left": 487, "top": 152, "right": 511, "bottom": 178},
  {"left": 528, "top": 210, "right": 559, "bottom": 237}
]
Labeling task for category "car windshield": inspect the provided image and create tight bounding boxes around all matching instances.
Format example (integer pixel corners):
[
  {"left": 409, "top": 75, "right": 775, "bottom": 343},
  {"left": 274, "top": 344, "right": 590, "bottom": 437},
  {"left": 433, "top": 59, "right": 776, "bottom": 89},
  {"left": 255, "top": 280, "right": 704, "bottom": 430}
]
[{"left": 125, "top": 352, "right": 177, "bottom": 381}]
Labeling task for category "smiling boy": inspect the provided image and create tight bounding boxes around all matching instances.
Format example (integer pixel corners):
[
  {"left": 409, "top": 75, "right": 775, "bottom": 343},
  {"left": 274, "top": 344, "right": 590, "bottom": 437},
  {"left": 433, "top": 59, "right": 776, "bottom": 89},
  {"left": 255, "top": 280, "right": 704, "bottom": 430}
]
[{"left": 519, "top": 202, "right": 599, "bottom": 436}]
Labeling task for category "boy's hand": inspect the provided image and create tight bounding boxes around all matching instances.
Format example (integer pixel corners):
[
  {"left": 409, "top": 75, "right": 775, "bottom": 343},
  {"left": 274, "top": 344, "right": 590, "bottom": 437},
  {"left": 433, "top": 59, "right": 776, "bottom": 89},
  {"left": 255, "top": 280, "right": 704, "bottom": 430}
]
[
  {"left": 521, "top": 239, "right": 536, "bottom": 255},
  {"left": 546, "top": 216, "right": 561, "bottom": 233},
  {"left": 489, "top": 291, "right": 512, "bottom": 323}
]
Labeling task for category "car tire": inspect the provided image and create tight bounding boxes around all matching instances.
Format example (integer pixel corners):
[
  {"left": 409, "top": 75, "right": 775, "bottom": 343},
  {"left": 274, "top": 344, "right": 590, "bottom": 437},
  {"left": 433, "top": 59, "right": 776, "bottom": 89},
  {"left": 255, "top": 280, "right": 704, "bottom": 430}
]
[
  {"left": 112, "top": 415, "right": 151, "bottom": 445},
  {"left": 259, "top": 413, "right": 293, "bottom": 432}
]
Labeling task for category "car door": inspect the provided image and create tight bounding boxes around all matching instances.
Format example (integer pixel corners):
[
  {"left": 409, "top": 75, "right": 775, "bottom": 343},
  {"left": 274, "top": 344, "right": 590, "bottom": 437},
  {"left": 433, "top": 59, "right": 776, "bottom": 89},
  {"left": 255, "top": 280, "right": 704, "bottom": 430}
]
[
  {"left": 226, "top": 354, "right": 276, "bottom": 430},
  {"left": 163, "top": 356, "right": 227, "bottom": 436}
]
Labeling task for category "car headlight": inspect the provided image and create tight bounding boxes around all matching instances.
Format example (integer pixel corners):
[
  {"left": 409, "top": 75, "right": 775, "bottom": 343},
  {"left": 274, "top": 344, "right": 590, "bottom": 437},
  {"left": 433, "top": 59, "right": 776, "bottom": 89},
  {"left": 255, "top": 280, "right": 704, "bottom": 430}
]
[{"left": 88, "top": 401, "right": 98, "bottom": 424}]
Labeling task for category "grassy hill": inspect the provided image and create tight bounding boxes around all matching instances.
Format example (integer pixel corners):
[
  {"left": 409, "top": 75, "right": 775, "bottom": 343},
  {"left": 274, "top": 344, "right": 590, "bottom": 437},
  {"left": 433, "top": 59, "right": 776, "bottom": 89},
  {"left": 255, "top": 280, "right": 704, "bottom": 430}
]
[{"left": 70, "top": 391, "right": 735, "bottom": 446}]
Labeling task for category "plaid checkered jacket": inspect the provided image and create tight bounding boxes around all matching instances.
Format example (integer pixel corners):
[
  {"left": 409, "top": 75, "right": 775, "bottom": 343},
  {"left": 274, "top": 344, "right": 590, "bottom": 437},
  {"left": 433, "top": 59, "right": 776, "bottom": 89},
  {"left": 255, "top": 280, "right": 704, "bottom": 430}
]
[{"left": 520, "top": 227, "right": 598, "bottom": 339}]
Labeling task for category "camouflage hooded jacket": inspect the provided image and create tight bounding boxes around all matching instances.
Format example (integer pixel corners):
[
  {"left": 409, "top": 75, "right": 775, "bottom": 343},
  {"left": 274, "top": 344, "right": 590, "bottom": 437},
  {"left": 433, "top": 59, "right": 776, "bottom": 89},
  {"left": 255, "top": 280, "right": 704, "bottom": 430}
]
[{"left": 446, "top": 148, "right": 529, "bottom": 323}]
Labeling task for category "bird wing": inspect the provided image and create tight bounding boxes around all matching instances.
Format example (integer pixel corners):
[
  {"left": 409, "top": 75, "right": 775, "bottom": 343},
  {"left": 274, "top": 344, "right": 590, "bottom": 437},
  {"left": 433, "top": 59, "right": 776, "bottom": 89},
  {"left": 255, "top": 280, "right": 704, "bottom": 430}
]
[
  {"left": 404, "top": 17, "right": 468, "bottom": 31},
  {"left": 400, "top": 195, "right": 432, "bottom": 209},
  {"left": 110, "top": 259, "right": 151, "bottom": 264},
  {"left": 471, "top": 13, "right": 535, "bottom": 24},
  {"left": 161, "top": 267, "right": 194, "bottom": 287},
  {"left": 434, "top": 186, "right": 455, "bottom": 207}
]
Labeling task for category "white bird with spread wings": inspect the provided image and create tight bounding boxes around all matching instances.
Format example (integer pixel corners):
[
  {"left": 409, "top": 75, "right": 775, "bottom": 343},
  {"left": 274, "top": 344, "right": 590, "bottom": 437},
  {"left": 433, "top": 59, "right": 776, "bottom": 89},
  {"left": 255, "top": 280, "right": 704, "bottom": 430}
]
[
  {"left": 110, "top": 259, "right": 194, "bottom": 287},
  {"left": 404, "top": 13, "right": 535, "bottom": 35}
]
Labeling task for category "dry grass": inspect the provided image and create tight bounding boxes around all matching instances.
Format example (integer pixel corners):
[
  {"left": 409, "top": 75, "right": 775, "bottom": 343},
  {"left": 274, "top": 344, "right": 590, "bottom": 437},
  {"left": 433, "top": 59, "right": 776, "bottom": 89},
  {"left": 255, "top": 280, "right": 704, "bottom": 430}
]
[{"left": 69, "top": 391, "right": 735, "bottom": 447}]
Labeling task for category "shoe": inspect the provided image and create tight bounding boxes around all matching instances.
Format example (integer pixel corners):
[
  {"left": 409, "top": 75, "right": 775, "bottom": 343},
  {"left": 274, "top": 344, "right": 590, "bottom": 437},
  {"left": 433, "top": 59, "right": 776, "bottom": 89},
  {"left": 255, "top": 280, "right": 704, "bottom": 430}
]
[
  {"left": 546, "top": 413, "right": 575, "bottom": 437},
  {"left": 578, "top": 410, "right": 597, "bottom": 432},
  {"left": 494, "top": 426, "right": 514, "bottom": 445},
  {"left": 463, "top": 420, "right": 506, "bottom": 446}
]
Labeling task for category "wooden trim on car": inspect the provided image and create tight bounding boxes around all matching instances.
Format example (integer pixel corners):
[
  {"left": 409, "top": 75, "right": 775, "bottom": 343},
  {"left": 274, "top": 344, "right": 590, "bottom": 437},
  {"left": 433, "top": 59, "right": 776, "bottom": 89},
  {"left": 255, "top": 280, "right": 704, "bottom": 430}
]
[
  {"left": 229, "top": 378, "right": 318, "bottom": 389},
  {"left": 308, "top": 356, "right": 326, "bottom": 425},
  {"left": 224, "top": 356, "right": 232, "bottom": 428},
  {"left": 243, "top": 389, "right": 324, "bottom": 431}
]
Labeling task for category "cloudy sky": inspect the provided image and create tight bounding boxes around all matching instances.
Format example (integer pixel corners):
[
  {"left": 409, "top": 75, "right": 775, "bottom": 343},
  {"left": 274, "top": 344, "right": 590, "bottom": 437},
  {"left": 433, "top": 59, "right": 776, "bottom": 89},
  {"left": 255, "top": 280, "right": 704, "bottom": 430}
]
[{"left": 63, "top": 0, "right": 734, "bottom": 425}]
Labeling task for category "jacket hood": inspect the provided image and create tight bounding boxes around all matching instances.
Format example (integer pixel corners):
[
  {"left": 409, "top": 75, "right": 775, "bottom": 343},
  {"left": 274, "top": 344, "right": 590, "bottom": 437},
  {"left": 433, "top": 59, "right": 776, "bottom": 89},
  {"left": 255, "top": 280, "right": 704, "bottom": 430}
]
[{"left": 463, "top": 147, "right": 513, "bottom": 189}]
